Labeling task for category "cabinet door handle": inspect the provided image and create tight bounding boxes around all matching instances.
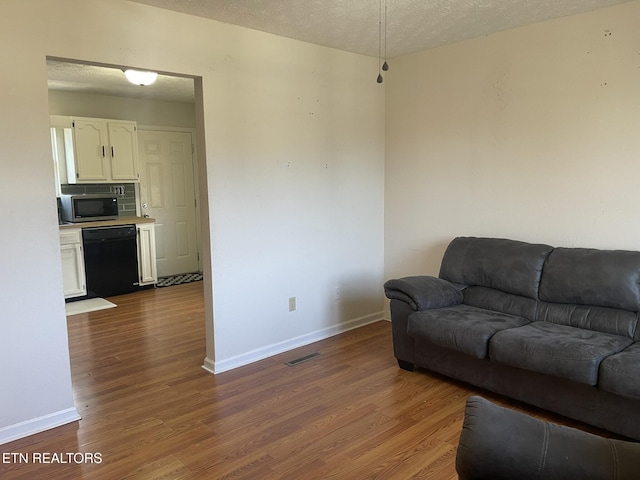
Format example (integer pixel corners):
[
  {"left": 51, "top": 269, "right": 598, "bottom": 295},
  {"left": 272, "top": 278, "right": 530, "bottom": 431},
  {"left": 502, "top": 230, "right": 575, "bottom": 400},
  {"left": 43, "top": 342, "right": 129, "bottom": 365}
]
[
  {"left": 111, "top": 146, "right": 115, "bottom": 158},
  {"left": 102, "top": 146, "right": 105, "bottom": 157}
]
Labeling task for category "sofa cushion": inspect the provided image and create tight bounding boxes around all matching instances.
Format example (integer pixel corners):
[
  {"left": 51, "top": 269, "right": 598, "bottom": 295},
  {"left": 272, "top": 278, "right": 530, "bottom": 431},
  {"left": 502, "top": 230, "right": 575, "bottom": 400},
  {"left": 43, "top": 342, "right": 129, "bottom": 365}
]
[
  {"left": 490, "top": 321, "right": 633, "bottom": 385},
  {"left": 407, "top": 305, "right": 530, "bottom": 359},
  {"left": 539, "top": 247, "right": 640, "bottom": 312},
  {"left": 599, "top": 343, "right": 640, "bottom": 399},
  {"left": 537, "top": 302, "right": 637, "bottom": 339},
  {"left": 464, "top": 286, "right": 538, "bottom": 321},
  {"left": 439, "top": 237, "right": 553, "bottom": 300}
]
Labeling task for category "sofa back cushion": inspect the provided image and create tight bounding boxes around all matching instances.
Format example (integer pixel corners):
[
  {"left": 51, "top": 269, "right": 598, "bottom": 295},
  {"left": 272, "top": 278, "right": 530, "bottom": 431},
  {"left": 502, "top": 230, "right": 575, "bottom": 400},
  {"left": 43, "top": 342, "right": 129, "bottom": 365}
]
[
  {"left": 539, "top": 247, "right": 640, "bottom": 312},
  {"left": 537, "top": 302, "right": 637, "bottom": 339},
  {"left": 464, "top": 286, "right": 538, "bottom": 321},
  {"left": 439, "top": 237, "right": 553, "bottom": 299}
]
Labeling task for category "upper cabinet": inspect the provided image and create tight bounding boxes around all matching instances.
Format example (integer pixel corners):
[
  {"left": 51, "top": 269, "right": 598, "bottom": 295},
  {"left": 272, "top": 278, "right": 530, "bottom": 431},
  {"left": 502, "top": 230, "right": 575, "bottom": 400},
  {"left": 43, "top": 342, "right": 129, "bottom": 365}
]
[
  {"left": 53, "top": 116, "right": 140, "bottom": 184},
  {"left": 71, "top": 119, "right": 110, "bottom": 182},
  {"left": 107, "top": 122, "right": 139, "bottom": 181}
]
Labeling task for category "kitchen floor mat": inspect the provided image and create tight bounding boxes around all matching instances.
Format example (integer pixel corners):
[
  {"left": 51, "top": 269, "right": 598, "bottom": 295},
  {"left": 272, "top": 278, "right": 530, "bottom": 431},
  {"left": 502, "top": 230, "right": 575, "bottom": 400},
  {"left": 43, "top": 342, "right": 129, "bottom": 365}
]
[
  {"left": 156, "top": 272, "right": 203, "bottom": 288},
  {"left": 65, "top": 298, "right": 117, "bottom": 316}
]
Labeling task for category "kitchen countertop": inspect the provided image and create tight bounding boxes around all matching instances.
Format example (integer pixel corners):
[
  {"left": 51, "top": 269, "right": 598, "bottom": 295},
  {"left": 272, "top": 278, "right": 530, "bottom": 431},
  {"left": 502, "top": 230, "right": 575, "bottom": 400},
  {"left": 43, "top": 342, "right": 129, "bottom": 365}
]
[{"left": 59, "top": 216, "right": 155, "bottom": 230}]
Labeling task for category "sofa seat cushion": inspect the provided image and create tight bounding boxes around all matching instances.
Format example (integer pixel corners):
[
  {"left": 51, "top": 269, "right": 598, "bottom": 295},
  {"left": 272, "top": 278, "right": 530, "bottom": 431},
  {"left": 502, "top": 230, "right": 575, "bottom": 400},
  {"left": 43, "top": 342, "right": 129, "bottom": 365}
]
[
  {"left": 599, "top": 343, "right": 640, "bottom": 399},
  {"left": 407, "top": 305, "right": 530, "bottom": 359},
  {"left": 490, "top": 322, "right": 633, "bottom": 385}
]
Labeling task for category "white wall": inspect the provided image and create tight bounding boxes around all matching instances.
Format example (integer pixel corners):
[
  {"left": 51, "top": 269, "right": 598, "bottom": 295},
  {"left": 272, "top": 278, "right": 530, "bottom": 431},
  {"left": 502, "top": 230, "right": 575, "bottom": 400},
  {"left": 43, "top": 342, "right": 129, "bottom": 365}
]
[
  {"left": 0, "top": 0, "right": 384, "bottom": 443},
  {"left": 385, "top": 1, "right": 640, "bottom": 293},
  {"left": 48, "top": 90, "right": 197, "bottom": 128}
]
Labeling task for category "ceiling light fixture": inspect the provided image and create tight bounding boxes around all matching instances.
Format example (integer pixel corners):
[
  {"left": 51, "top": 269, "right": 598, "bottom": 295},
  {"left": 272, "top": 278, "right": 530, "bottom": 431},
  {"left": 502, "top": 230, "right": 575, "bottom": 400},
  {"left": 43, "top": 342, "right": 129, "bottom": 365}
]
[
  {"left": 377, "top": 0, "right": 389, "bottom": 84},
  {"left": 124, "top": 69, "right": 158, "bottom": 86}
]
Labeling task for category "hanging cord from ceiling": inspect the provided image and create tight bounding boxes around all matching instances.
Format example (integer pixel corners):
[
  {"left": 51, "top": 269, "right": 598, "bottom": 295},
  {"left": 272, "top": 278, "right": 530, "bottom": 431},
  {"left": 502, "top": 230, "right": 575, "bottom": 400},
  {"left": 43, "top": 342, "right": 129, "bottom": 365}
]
[
  {"left": 377, "top": 0, "right": 389, "bottom": 83},
  {"left": 383, "top": 1, "right": 389, "bottom": 72}
]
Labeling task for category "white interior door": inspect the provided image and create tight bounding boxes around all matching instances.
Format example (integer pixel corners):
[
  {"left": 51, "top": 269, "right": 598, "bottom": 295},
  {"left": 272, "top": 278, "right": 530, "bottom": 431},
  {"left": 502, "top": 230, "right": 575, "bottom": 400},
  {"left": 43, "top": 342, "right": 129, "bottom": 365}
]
[{"left": 138, "top": 130, "right": 199, "bottom": 277}]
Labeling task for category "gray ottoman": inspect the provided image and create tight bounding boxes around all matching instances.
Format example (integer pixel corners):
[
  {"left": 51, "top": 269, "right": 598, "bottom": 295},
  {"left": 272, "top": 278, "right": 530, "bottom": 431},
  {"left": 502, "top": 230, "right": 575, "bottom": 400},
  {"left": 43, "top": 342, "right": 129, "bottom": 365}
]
[{"left": 456, "top": 396, "right": 640, "bottom": 480}]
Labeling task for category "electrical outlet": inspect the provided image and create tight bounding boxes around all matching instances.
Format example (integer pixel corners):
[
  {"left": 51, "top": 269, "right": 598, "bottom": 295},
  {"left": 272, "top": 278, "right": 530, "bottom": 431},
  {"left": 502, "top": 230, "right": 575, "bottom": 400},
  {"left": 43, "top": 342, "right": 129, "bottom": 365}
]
[
  {"left": 288, "top": 297, "right": 296, "bottom": 312},
  {"left": 334, "top": 286, "right": 342, "bottom": 301}
]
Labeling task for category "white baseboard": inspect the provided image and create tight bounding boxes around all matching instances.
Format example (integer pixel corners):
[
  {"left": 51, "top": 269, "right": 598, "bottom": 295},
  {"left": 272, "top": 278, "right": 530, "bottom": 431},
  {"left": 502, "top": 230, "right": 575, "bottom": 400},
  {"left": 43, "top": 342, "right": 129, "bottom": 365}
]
[
  {"left": 202, "top": 312, "right": 383, "bottom": 374},
  {"left": 0, "top": 408, "right": 81, "bottom": 446},
  {"left": 202, "top": 356, "right": 215, "bottom": 374}
]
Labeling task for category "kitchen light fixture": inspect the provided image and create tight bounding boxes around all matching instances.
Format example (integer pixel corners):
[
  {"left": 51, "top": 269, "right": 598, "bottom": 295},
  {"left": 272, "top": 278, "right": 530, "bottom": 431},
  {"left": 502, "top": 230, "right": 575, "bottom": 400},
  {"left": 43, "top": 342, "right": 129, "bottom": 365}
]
[
  {"left": 124, "top": 69, "right": 158, "bottom": 86},
  {"left": 377, "top": 0, "right": 389, "bottom": 83}
]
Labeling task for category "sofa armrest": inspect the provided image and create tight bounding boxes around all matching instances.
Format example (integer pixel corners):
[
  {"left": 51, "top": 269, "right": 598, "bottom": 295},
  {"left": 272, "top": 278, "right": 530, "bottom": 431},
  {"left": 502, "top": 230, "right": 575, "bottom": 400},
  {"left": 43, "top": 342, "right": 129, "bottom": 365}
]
[
  {"left": 456, "top": 396, "right": 640, "bottom": 480},
  {"left": 384, "top": 275, "right": 463, "bottom": 311}
]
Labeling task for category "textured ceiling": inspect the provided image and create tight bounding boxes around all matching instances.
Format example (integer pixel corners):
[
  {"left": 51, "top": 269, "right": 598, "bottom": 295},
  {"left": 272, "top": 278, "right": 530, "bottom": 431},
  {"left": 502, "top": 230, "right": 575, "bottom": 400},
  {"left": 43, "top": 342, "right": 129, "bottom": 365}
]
[
  {"left": 47, "top": 60, "right": 195, "bottom": 104},
  {"left": 128, "top": 0, "right": 632, "bottom": 58},
  {"left": 48, "top": 0, "right": 632, "bottom": 103}
]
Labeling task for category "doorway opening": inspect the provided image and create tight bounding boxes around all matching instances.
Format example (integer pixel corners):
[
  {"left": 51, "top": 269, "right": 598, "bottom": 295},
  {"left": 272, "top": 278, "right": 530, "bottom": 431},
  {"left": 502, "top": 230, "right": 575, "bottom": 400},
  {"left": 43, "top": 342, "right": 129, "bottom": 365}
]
[
  {"left": 47, "top": 58, "right": 203, "bottom": 279},
  {"left": 47, "top": 56, "right": 213, "bottom": 386}
]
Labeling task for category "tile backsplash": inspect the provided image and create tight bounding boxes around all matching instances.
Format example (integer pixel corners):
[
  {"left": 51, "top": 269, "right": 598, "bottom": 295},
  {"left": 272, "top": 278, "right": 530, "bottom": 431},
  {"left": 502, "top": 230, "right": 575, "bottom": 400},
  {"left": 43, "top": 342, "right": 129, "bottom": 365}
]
[{"left": 60, "top": 183, "right": 137, "bottom": 216}]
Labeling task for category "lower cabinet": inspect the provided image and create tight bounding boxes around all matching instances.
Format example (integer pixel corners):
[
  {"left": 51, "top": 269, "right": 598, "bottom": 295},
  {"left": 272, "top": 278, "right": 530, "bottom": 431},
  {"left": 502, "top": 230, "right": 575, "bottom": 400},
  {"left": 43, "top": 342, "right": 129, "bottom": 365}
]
[
  {"left": 59, "top": 222, "right": 157, "bottom": 299},
  {"left": 137, "top": 222, "right": 158, "bottom": 286},
  {"left": 59, "top": 228, "right": 86, "bottom": 299}
]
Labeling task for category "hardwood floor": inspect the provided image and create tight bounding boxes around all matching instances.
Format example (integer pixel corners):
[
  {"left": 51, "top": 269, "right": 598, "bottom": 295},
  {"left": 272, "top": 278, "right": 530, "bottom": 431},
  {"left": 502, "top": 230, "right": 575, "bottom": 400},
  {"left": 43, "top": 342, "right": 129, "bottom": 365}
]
[{"left": 0, "top": 282, "right": 611, "bottom": 479}]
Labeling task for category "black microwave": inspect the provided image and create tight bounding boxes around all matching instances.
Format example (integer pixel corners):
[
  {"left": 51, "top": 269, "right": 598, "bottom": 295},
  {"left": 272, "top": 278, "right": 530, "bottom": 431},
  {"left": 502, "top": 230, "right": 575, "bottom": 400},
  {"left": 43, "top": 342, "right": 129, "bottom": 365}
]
[{"left": 59, "top": 194, "right": 119, "bottom": 223}]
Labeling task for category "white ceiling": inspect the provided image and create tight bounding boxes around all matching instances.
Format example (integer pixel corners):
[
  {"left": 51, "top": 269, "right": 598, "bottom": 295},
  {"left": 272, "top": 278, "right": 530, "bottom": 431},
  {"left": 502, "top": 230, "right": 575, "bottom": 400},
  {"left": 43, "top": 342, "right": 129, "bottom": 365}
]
[
  {"left": 128, "top": 0, "right": 631, "bottom": 58},
  {"left": 47, "top": 60, "right": 196, "bottom": 104},
  {"left": 48, "top": 0, "right": 631, "bottom": 103}
]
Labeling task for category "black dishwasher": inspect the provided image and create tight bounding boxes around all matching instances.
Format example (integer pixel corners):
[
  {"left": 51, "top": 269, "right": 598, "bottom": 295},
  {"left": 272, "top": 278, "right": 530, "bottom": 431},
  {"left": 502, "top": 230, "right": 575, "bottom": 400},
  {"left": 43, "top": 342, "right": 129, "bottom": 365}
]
[{"left": 82, "top": 225, "right": 139, "bottom": 298}]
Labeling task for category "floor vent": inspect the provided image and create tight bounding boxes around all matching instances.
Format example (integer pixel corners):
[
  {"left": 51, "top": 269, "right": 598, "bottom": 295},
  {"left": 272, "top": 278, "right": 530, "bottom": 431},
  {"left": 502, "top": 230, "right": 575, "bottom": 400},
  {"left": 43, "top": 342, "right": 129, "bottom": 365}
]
[{"left": 285, "top": 352, "right": 321, "bottom": 367}]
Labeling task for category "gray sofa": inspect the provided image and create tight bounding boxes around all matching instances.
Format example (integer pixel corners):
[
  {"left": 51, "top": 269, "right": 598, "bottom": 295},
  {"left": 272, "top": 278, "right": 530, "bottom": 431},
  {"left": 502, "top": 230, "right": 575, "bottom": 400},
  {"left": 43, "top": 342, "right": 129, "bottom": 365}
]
[
  {"left": 456, "top": 396, "right": 640, "bottom": 480},
  {"left": 384, "top": 237, "right": 640, "bottom": 440}
]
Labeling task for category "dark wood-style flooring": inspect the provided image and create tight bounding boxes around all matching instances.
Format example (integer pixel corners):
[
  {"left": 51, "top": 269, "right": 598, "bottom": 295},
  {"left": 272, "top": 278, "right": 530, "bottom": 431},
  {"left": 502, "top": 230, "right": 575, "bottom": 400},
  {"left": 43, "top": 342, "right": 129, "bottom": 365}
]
[{"left": 1, "top": 282, "right": 612, "bottom": 479}]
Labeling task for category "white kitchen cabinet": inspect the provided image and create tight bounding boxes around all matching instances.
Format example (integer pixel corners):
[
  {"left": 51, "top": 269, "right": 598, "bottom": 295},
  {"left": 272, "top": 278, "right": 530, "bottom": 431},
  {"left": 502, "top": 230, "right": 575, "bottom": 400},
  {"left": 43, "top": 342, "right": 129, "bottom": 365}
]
[
  {"left": 70, "top": 119, "right": 110, "bottom": 182},
  {"left": 136, "top": 222, "right": 157, "bottom": 286},
  {"left": 65, "top": 117, "right": 140, "bottom": 183},
  {"left": 59, "top": 229, "right": 86, "bottom": 299},
  {"left": 108, "top": 122, "right": 139, "bottom": 181}
]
